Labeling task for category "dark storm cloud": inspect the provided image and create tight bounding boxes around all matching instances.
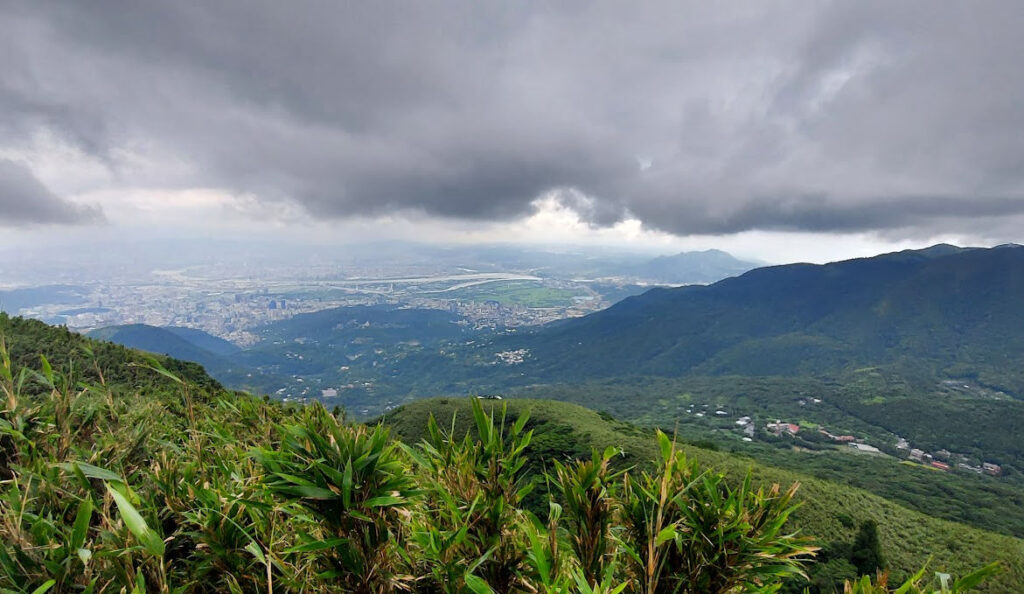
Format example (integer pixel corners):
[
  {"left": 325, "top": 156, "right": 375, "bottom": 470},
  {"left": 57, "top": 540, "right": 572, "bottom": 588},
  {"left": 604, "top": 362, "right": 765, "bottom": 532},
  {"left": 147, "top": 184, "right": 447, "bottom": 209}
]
[
  {"left": 2, "top": 1, "right": 1024, "bottom": 235},
  {"left": 0, "top": 159, "right": 103, "bottom": 225},
  {"left": 625, "top": 194, "right": 1024, "bottom": 235}
]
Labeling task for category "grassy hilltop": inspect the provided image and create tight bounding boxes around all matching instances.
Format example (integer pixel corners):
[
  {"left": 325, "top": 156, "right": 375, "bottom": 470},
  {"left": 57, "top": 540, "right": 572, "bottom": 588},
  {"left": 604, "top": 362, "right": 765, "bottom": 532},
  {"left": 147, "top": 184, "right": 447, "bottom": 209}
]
[
  {"left": 382, "top": 398, "right": 1024, "bottom": 592},
  {"left": 0, "top": 315, "right": 1017, "bottom": 592}
]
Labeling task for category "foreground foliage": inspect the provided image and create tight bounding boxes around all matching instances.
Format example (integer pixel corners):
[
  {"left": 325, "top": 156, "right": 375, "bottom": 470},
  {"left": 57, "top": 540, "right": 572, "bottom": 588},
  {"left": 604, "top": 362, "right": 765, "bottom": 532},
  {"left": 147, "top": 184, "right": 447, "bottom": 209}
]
[
  {"left": 0, "top": 331, "right": 814, "bottom": 592},
  {"left": 0, "top": 318, "right": 1006, "bottom": 592}
]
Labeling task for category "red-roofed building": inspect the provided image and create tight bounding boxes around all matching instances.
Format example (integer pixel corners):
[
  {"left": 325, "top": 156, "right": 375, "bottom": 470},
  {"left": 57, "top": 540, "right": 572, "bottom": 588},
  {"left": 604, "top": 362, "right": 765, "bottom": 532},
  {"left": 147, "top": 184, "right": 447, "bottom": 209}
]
[{"left": 766, "top": 422, "right": 801, "bottom": 436}]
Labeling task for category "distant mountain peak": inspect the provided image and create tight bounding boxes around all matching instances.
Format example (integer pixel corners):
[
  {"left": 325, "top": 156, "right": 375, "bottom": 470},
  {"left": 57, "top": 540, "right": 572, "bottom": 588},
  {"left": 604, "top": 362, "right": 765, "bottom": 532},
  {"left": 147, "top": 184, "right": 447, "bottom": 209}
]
[
  {"left": 637, "top": 249, "right": 758, "bottom": 284},
  {"left": 913, "top": 243, "right": 970, "bottom": 257}
]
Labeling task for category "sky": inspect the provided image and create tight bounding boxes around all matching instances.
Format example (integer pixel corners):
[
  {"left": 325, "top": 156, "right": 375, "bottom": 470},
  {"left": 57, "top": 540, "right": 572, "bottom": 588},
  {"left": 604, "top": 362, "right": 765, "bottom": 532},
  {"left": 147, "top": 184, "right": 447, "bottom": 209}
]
[{"left": 2, "top": 1, "right": 1024, "bottom": 264}]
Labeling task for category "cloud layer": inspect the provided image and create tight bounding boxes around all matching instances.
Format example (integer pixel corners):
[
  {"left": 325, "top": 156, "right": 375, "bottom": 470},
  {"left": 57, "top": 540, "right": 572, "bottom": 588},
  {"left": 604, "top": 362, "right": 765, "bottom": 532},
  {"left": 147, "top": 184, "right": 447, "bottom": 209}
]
[
  {"left": 2, "top": 1, "right": 1024, "bottom": 236},
  {"left": 0, "top": 159, "right": 102, "bottom": 225}
]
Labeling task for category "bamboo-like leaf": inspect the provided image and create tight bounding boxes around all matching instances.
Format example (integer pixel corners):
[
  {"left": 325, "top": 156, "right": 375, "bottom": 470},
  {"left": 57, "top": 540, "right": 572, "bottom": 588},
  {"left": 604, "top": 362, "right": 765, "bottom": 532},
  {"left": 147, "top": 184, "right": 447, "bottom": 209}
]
[
  {"left": 70, "top": 496, "right": 93, "bottom": 551},
  {"left": 364, "top": 495, "right": 404, "bottom": 508},
  {"left": 952, "top": 562, "right": 1001, "bottom": 591},
  {"left": 655, "top": 525, "right": 677, "bottom": 547},
  {"left": 244, "top": 541, "right": 267, "bottom": 564},
  {"left": 471, "top": 397, "right": 491, "bottom": 443},
  {"left": 465, "top": 574, "right": 496, "bottom": 594},
  {"left": 134, "top": 359, "right": 184, "bottom": 384},
  {"left": 30, "top": 580, "right": 56, "bottom": 594},
  {"left": 131, "top": 571, "right": 146, "bottom": 594},
  {"left": 58, "top": 461, "right": 123, "bottom": 483},
  {"left": 39, "top": 355, "right": 54, "bottom": 387},
  {"left": 512, "top": 409, "right": 530, "bottom": 435},
  {"left": 657, "top": 430, "right": 672, "bottom": 462},
  {"left": 284, "top": 537, "right": 350, "bottom": 553},
  {"left": 106, "top": 483, "right": 165, "bottom": 557},
  {"left": 342, "top": 459, "right": 353, "bottom": 509},
  {"left": 893, "top": 564, "right": 929, "bottom": 594}
]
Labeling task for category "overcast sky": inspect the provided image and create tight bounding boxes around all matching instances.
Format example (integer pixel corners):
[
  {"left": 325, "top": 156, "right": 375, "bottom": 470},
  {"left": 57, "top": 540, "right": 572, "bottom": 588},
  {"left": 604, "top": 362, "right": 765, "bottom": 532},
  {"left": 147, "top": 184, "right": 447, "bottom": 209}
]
[{"left": 2, "top": 1, "right": 1023, "bottom": 264}]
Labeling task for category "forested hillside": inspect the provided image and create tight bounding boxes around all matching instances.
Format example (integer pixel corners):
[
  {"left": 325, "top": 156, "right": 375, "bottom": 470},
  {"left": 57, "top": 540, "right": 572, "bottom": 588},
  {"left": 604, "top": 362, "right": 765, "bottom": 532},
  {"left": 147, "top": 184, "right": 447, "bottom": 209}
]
[
  {"left": 0, "top": 316, "right": 1015, "bottom": 592},
  {"left": 87, "top": 324, "right": 236, "bottom": 376},
  {"left": 1, "top": 313, "right": 220, "bottom": 392},
  {"left": 510, "top": 376, "right": 1024, "bottom": 538},
  {"left": 497, "top": 244, "right": 1024, "bottom": 391},
  {"left": 382, "top": 399, "right": 1022, "bottom": 592},
  {"left": 366, "top": 245, "right": 1024, "bottom": 481}
]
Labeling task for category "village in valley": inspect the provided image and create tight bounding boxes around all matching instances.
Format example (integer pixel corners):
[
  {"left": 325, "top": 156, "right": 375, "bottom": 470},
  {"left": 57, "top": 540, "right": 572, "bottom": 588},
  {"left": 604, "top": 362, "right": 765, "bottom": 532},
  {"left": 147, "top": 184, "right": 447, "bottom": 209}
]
[{"left": 683, "top": 400, "right": 1004, "bottom": 478}]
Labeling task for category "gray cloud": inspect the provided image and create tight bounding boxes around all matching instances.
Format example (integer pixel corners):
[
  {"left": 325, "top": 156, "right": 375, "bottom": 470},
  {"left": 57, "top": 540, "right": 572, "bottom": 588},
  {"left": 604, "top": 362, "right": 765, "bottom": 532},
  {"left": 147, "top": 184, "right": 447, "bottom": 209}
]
[
  {"left": 0, "top": 159, "right": 103, "bottom": 226},
  {"left": 2, "top": 1, "right": 1024, "bottom": 236}
]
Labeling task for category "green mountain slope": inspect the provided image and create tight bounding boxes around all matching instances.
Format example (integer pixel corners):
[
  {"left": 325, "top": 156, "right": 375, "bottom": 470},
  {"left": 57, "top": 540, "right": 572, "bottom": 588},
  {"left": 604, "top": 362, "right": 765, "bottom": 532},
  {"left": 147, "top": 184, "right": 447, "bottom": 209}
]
[
  {"left": 380, "top": 245, "right": 1024, "bottom": 393},
  {"left": 2, "top": 314, "right": 220, "bottom": 392},
  {"left": 502, "top": 245, "right": 1024, "bottom": 389},
  {"left": 87, "top": 306, "right": 482, "bottom": 406},
  {"left": 88, "top": 324, "right": 233, "bottom": 373},
  {"left": 381, "top": 398, "right": 1024, "bottom": 592},
  {"left": 230, "top": 304, "right": 477, "bottom": 403},
  {"left": 163, "top": 326, "right": 240, "bottom": 356},
  {"left": 0, "top": 316, "right": 1017, "bottom": 592},
  {"left": 508, "top": 376, "right": 1024, "bottom": 538},
  {"left": 377, "top": 245, "right": 1024, "bottom": 473}
]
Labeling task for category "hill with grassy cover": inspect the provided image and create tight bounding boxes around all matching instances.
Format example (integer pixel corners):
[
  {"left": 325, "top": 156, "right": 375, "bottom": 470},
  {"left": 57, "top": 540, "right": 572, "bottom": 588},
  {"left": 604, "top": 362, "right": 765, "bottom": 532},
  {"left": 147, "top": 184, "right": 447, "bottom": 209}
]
[
  {"left": 475, "top": 244, "right": 1024, "bottom": 389},
  {"left": 87, "top": 324, "right": 237, "bottom": 375},
  {"left": 508, "top": 376, "right": 1024, "bottom": 539},
  {"left": 380, "top": 398, "right": 1024, "bottom": 592},
  {"left": 1, "top": 313, "right": 220, "bottom": 393},
  {"left": 374, "top": 245, "right": 1024, "bottom": 475},
  {"left": 0, "top": 316, "right": 1014, "bottom": 592}
]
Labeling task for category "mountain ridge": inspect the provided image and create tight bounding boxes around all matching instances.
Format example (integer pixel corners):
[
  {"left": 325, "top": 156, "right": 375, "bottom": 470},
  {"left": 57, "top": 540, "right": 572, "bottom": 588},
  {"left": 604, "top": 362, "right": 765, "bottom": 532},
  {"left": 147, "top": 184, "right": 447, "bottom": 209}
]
[
  {"left": 3, "top": 299, "right": 1023, "bottom": 591},
  {"left": 87, "top": 324, "right": 235, "bottom": 374},
  {"left": 487, "top": 244, "right": 1024, "bottom": 393}
]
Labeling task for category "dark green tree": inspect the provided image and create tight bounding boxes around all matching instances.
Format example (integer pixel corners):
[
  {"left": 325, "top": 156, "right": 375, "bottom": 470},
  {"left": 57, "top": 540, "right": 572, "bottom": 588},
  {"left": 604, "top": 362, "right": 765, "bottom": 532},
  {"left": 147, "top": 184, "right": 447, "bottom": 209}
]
[{"left": 851, "top": 519, "right": 886, "bottom": 576}]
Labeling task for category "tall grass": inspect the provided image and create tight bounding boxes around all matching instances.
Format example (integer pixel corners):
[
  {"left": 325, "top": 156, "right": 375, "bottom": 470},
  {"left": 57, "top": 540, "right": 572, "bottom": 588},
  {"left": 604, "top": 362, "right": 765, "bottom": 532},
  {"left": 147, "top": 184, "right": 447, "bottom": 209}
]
[{"left": 0, "top": 337, "right": 1000, "bottom": 593}]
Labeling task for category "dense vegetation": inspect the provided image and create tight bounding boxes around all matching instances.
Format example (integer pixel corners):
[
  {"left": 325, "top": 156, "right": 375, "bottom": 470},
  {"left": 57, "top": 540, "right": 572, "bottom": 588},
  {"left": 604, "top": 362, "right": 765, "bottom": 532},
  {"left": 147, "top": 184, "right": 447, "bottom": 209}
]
[
  {"left": 0, "top": 316, "right": 1012, "bottom": 592},
  {"left": 369, "top": 245, "right": 1024, "bottom": 398},
  {"left": 87, "top": 306, "right": 481, "bottom": 408},
  {"left": 0, "top": 313, "right": 220, "bottom": 393},
  {"left": 383, "top": 400, "right": 1023, "bottom": 593},
  {"left": 508, "top": 377, "right": 1024, "bottom": 538},
  {"left": 87, "top": 325, "right": 239, "bottom": 378},
  {"left": 1, "top": 327, "right": 816, "bottom": 593},
  {"left": 499, "top": 245, "right": 1024, "bottom": 388},
  {"left": 88, "top": 248, "right": 1024, "bottom": 470}
]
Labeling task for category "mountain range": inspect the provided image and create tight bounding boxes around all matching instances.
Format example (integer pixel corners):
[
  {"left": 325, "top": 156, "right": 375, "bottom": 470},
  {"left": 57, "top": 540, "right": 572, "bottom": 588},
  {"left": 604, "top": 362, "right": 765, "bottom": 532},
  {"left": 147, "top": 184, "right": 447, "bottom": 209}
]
[
  {"left": 2, "top": 312, "right": 1023, "bottom": 591},
  {"left": 87, "top": 243, "right": 1024, "bottom": 420},
  {"left": 492, "top": 243, "right": 1024, "bottom": 390}
]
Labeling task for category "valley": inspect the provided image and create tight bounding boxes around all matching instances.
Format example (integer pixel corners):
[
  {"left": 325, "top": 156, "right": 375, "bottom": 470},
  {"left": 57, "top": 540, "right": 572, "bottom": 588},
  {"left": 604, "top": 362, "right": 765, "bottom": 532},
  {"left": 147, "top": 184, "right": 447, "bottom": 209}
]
[
  {"left": 1, "top": 315, "right": 1020, "bottom": 592},
  {"left": 63, "top": 245, "right": 1024, "bottom": 545},
  {"left": 2, "top": 243, "right": 756, "bottom": 347},
  {"left": 6, "top": 244, "right": 1024, "bottom": 591},
  {"left": 5, "top": 4, "right": 1023, "bottom": 591}
]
